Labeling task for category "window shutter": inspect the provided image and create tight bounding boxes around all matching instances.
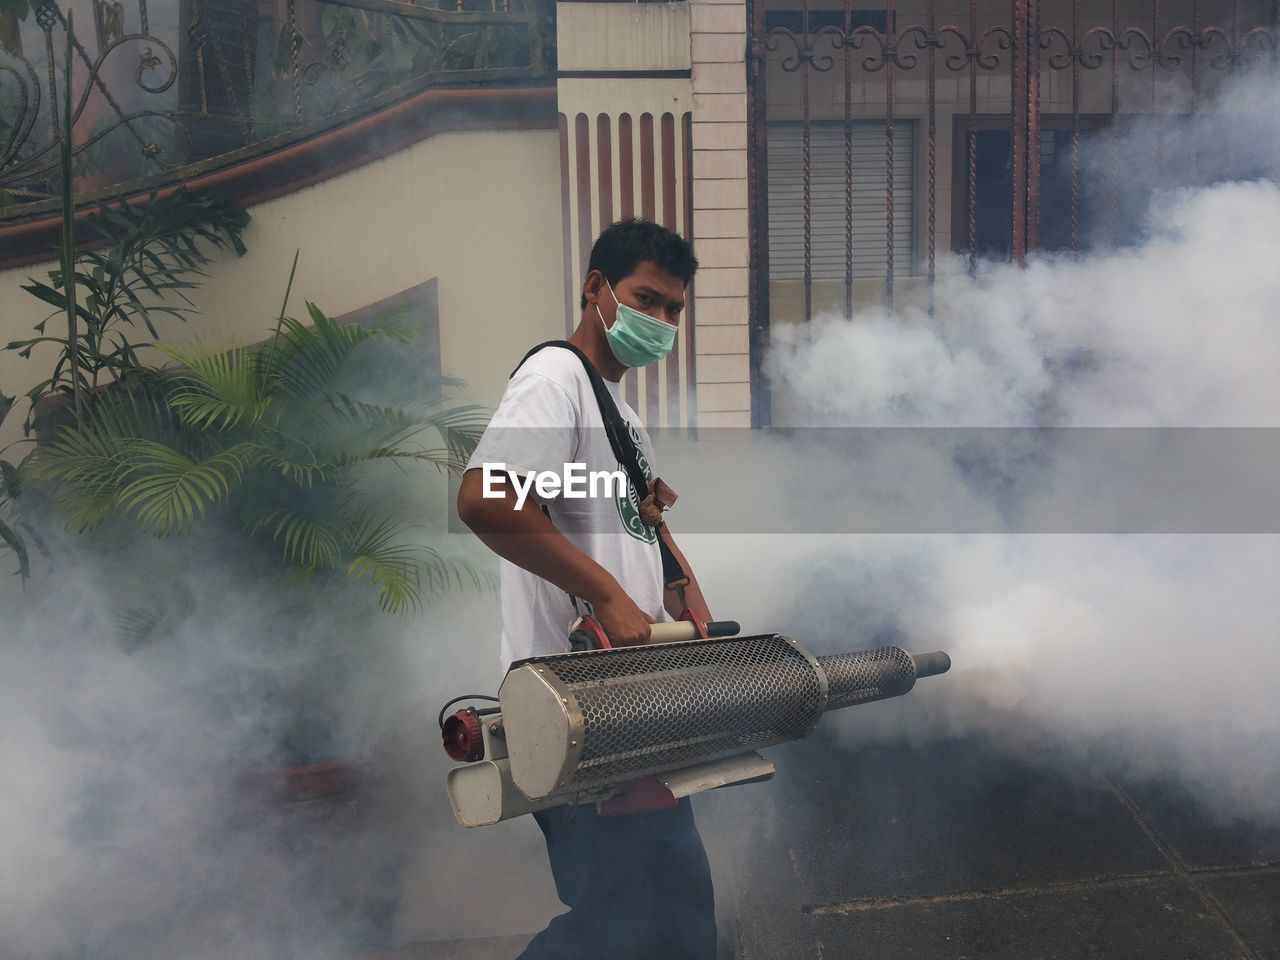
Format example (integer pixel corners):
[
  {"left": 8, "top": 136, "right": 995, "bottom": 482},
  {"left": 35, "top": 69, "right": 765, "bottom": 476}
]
[{"left": 766, "top": 121, "right": 915, "bottom": 281}]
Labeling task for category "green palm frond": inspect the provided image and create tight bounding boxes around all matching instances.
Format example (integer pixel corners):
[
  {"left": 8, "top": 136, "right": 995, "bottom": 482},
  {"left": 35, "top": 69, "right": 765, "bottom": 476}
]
[
  {"left": 23, "top": 390, "right": 184, "bottom": 531},
  {"left": 416, "top": 542, "right": 495, "bottom": 596},
  {"left": 252, "top": 444, "right": 333, "bottom": 486},
  {"left": 52, "top": 381, "right": 174, "bottom": 453},
  {"left": 319, "top": 400, "right": 487, "bottom": 473},
  {"left": 0, "top": 455, "right": 22, "bottom": 500},
  {"left": 342, "top": 511, "right": 494, "bottom": 614},
  {"left": 17, "top": 249, "right": 490, "bottom": 611},
  {"left": 315, "top": 394, "right": 425, "bottom": 446},
  {"left": 157, "top": 340, "right": 271, "bottom": 430},
  {"left": 54, "top": 483, "right": 119, "bottom": 533},
  {"left": 37, "top": 441, "right": 132, "bottom": 498},
  {"left": 381, "top": 404, "right": 487, "bottom": 475},
  {"left": 361, "top": 303, "right": 418, "bottom": 342},
  {"left": 0, "top": 516, "right": 30, "bottom": 579},
  {"left": 424, "top": 403, "right": 488, "bottom": 457},
  {"left": 27, "top": 426, "right": 140, "bottom": 530},
  {"left": 344, "top": 513, "right": 425, "bottom": 615},
  {"left": 115, "top": 440, "right": 258, "bottom": 536},
  {"left": 25, "top": 426, "right": 125, "bottom": 531},
  {"left": 352, "top": 444, "right": 467, "bottom": 474},
  {"left": 266, "top": 304, "right": 375, "bottom": 405},
  {"left": 116, "top": 606, "right": 168, "bottom": 651},
  {"left": 246, "top": 506, "right": 343, "bottom": 572}
]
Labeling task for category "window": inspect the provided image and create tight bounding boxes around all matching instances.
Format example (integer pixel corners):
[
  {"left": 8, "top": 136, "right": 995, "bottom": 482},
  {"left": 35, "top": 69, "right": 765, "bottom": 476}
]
[
  {"left": 957, "top": 124, "right": 1105, "bottom": 256},
  {"left": 766, "top": 121, "right": 916, "bottom": 281}
]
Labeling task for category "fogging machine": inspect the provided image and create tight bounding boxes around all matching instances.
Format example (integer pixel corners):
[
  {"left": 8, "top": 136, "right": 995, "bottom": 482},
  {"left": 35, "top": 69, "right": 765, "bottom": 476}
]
[{"left": 440, "top": 619, "right": 951, "bottom": 827}]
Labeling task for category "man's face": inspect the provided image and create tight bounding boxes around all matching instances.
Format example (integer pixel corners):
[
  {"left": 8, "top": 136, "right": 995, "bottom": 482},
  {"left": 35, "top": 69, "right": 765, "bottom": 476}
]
[{"left": 598, "top": 260, "right": 687, "bottom": 328}]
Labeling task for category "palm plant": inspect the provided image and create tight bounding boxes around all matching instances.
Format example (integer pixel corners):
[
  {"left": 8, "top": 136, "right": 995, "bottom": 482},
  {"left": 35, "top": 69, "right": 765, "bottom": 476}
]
[
  {"left": 8, "top": 188, "right": 249, "bottom": 436},
  {"left": 0, "top": 470, "right": 29, "bottom": 579},
  {"left": 1, "top": 391, "right": 31, "bottom": 578},
  {"left": 6, "top": 14, "right": 244, "bottom": 436},
  {"left": 24, "top": 303, "right": 489, "bottom": 614}
]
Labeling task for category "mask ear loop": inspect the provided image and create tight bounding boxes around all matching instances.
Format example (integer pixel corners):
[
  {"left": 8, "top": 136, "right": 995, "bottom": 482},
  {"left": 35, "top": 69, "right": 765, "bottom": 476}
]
[{"left": 594, "top": 276, "right": 616, "bottom": 332}]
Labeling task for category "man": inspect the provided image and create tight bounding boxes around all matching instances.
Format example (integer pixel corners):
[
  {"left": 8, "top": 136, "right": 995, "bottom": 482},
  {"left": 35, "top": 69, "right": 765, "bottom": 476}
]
[{"left": 456, "top": 219, "right": 717, "bottom": 959}]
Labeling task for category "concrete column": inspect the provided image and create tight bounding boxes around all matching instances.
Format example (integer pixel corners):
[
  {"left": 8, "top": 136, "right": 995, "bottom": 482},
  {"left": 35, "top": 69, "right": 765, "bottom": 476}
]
[{"left": 690, "top": 0, "right": 751, "bottom": 429}]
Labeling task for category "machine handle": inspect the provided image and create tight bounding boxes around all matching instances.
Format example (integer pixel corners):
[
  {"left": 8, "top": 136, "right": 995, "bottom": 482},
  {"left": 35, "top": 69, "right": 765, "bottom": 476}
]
[
  {"left": 912, "top": 651, "right": 952, "bottom": 678},
  {"left": 571, "top": 618, "right": 744, "bottom": 651},
  {"left": 647, "top": 619, "right": 741, "bottom": 644}
]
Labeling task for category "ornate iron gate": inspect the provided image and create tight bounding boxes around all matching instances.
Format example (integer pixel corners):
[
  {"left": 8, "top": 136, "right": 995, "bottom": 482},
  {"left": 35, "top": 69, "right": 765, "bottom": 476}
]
[
  {"left": 746, "top": 0, "right": 1277, "bottom": 423},
  {"left": 0, "top": 0, "right": 551, "bottom": 214}
]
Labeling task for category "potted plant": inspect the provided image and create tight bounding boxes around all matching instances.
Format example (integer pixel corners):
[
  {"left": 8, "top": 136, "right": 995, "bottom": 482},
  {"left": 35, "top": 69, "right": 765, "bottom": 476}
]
[
  {"left": 3, "top": 36, "right": 488, "bottom": 943},
  {"left": 26, "top": 298, "right": 488, "bottom": 614},
  {"left": 15, "top": 295, "right": 489, "bottom": 947}
]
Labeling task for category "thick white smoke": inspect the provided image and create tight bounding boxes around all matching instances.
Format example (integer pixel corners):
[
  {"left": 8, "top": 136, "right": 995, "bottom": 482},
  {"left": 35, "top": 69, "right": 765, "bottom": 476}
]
[
  {"left": 4, "top": 62, "right": 1278, "bottom": 960},
  {"left": 687, "top": 66, "right": 1280, "bottom": 827},
  {"left": 0, "top": 518, "right": 565, "bottom": 957},
  {"left": 768, "top": 179, "right": 1280, "bottom": 429}
]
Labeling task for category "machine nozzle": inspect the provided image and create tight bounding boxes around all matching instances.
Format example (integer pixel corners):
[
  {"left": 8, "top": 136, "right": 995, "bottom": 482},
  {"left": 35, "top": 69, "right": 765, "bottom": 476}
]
[{"left": 912, "top": 651, "right": 952, "bottom": 678}]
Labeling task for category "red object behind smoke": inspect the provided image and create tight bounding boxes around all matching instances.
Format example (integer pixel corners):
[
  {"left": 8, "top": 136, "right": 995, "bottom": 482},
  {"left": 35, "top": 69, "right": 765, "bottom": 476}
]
[{"left": 600, "top": 777, "right": 678, "bottom": 817}]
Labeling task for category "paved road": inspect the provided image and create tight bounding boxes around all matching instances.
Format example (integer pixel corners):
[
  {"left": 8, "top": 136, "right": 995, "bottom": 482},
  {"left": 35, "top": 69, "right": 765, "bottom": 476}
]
[
  {"left": 391, "top": 733, "right": 1278, "bottom": 960},
  {"left": 713, "top": 733, "right": 1279, "bottom": 960}
]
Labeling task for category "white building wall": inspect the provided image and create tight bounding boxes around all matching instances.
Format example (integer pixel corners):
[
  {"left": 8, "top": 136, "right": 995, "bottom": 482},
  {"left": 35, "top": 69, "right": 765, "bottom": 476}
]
[{"left": 0, "top": 128, "right": 565, "bottom": 452}]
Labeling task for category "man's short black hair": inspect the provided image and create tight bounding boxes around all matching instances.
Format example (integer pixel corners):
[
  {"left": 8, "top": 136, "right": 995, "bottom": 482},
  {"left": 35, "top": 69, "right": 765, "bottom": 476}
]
[{"left": 580, "top": 219, "right": 699, "bottom": 310}]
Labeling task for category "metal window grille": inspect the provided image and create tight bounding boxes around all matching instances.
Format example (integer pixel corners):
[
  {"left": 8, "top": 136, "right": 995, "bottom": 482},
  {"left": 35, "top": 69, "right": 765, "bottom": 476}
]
[{"left": 766, "top": 120, "right": 915, "bottom": 282}]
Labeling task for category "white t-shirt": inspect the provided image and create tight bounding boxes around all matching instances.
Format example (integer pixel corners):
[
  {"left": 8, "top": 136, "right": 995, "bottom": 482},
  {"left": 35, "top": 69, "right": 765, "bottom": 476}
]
[{"left": 466, "top": 346, "right": 665, "bottom": 674}]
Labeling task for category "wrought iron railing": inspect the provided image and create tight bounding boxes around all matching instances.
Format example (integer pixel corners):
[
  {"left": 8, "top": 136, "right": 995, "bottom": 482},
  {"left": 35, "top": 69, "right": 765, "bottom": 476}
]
[
  {"left": 0, "top": 0, "right": 553, "bottom": 214},
  {"left": 749, "top": 0, "right": 1277, "bottom": 323}
]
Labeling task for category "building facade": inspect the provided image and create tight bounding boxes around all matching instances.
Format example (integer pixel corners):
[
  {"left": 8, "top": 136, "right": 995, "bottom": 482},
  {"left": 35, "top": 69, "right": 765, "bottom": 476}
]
[{"left": 1, "top": 0, "right": 1274, "bottom": 443}]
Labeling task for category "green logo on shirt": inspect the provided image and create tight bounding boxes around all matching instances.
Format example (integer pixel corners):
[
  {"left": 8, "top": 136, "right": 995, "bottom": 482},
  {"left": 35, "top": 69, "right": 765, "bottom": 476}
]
[{"left": 616, "top": 423, "right": 657, "bottom": 544}]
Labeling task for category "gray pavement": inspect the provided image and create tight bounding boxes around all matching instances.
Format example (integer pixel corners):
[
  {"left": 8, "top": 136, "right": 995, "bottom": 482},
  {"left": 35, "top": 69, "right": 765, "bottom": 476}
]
[
  {"left": 718, "top": 734, "right": 1279, "bottom": 960},
  {"left": 393, "top": 733, "right": 1278, "bottom": 960}
]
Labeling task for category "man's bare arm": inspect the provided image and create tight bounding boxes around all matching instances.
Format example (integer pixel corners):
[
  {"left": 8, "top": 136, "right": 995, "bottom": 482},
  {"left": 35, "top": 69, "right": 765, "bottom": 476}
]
[{"left": 457, "top": 468, "right": 655, "bottom": 646}]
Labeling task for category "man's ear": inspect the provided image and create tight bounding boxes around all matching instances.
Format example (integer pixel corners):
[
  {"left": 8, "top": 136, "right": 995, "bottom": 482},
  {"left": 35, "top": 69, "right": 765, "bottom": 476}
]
[{"left": 583, "top": 269, "right": 604, "bottom": 305}]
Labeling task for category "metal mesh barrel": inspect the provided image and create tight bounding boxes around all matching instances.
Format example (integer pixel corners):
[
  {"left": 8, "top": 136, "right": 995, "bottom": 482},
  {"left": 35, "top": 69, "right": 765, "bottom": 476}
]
[
  {"left": 513, "top": 634, "right": 826, "bottom": 794},
  {"left": 818, "top": 646, "right": 918, "bottom": 709},
  {"left": 500, "top": 636, "right": 943, "bottom": 800}
]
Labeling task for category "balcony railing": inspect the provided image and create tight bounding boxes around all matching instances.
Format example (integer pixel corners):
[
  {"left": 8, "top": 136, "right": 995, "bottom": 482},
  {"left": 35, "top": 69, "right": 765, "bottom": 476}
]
[{"left": 0, "top": 0, "right": 554, "bottom": 215}]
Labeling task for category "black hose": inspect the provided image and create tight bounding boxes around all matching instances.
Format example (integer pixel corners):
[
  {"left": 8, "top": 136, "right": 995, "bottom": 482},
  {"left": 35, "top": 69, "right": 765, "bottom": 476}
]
[{"left": 436, "top": 694, "right": 499, "bottom": 729}]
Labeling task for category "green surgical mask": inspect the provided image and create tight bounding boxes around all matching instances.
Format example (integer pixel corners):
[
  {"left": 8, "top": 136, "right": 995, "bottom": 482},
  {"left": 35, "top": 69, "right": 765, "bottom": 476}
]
[{"left": 596, "top": 280, "right": 678, "bottom": 368}]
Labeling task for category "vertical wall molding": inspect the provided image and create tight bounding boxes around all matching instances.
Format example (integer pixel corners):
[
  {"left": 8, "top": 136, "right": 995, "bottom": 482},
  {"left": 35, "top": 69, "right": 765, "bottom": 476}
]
[
  {"left": 556, "top": 0, "right": 749, "bottom": 427},
  {"left": 559, "top": 106, "right": 699, "bottom": 429}
]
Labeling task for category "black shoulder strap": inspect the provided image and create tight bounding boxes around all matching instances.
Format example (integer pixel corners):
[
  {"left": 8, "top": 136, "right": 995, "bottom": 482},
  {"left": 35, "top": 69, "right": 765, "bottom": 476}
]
[{"left": 512, "top": 340, "right": 690, "bottom": 589}]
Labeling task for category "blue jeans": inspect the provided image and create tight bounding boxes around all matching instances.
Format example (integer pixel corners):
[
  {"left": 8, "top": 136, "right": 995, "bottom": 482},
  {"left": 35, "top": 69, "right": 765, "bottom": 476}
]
[{"left": 517, "top": 797, "right": 717, "bottom": 960}]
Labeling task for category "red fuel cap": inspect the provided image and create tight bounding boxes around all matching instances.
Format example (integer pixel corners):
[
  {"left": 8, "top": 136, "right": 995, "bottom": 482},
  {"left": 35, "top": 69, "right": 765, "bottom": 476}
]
[{"left": 442, "top": 708, "right": 485, "bottom": 762}]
